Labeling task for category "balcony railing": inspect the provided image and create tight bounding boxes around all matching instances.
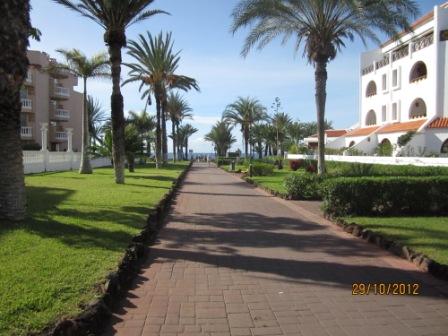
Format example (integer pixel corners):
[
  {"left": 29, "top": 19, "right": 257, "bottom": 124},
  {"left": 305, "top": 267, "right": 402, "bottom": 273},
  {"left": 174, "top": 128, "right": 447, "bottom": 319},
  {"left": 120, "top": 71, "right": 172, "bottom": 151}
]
[
  {"left": 361, "top": 64, "right": 374, "bottom": 76},
  {"left": 21, "top": 126, "right": 33, "bottom": 138},
  {"left": 55, "top": 109, "right": 70, "bottom": 120},
  {"left": 375, "top": 55, "right": 390, "bottom": 70},
  {"left": 412, "top": 33, "right": 433, "bottom": 53},
  {"left": 53, "top": 86, "right": 70, "bottom": 98},
  {"left": 392, "top": 45, "right": 409, "bottom": 62},
  {"left": 55, "top": 132, "right": 68, "bottom": 140},
  {"left": 21, "top": 98, "right": 32, "bottom": 110}
]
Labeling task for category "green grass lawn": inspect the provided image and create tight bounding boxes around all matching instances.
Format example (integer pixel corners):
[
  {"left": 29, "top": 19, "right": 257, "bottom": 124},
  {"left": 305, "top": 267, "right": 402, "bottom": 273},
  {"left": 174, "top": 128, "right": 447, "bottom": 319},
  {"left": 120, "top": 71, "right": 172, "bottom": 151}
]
[
  {"left": 248, "top": 169, "right": 294, "bottom": 195},
  {"left": 347, "top": 217, "right": 448, "bottom": 265},
  {"left": 0, "top": 163, "right": 188, "bottom": 336}
]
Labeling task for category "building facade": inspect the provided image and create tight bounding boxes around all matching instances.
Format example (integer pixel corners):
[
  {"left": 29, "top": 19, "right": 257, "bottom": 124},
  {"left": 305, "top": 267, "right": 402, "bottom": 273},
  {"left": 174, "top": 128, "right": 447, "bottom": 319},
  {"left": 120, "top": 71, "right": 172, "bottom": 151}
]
[
  {"left": 21, "top": 50, "right": 83, "bottom": 152},
  {"left": 327, "top": 2, "right": 448, "bottom": 156}
]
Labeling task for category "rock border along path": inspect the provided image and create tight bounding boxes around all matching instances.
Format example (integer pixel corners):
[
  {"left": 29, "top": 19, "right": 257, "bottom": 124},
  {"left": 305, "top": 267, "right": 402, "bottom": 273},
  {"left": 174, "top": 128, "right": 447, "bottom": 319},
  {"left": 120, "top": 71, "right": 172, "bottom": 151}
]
[{"left": 104, "top": 163, "right": 448, "bottom": 336}]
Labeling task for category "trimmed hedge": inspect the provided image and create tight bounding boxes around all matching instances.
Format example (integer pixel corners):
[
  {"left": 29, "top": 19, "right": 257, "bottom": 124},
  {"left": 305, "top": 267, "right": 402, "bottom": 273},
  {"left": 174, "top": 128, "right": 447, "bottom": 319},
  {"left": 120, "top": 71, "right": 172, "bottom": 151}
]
[
  {"left": 284, "top": 173, "right": 323, "bottom": 200},
  {"left": 322, "top": 176, "right": 448, "bottom": 217},
  {"left": 251, "top": 162, "right": 274, "bottom": 176}
]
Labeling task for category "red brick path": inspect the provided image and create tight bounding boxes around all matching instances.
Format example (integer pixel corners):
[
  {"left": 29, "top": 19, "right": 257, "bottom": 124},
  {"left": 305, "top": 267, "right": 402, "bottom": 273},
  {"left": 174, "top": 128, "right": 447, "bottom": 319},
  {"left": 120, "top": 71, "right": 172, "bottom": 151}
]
[{"left": 104, "top": 164, "right": 448, "bottom": 336}]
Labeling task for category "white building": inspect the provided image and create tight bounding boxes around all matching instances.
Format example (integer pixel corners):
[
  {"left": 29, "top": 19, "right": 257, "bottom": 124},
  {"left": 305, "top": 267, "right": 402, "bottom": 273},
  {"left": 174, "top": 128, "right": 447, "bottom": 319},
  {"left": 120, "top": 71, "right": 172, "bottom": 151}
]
[{"left": 328, "top": 2, "right": 448, "bottom": 156}]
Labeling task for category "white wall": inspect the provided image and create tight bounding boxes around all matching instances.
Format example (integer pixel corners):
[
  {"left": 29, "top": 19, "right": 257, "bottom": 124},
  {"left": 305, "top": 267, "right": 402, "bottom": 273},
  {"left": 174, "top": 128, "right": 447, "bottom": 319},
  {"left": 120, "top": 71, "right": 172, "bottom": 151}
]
[{"left": 287, "top": 154, "right": 448, "bottom": 166}]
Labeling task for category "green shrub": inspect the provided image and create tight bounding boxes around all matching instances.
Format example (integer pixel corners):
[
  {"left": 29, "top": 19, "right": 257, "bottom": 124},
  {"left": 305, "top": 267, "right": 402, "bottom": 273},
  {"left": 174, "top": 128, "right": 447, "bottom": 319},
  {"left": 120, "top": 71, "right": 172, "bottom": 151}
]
[
  {"left": 341, "top": 162, "right": 374, "bottom": 176},
  {"left": 376, "top": 141, "right": 393, "bottom": 156},
  {"left": 304, "top": 159, "right": 318, "bottom": 173},
  {"left": 397, "top": 131, "right": 416, "bottom": 147},
  {"left": 283, "top": 173, "right": 323, "bottom": 200},
  {"left": 345, "top": 147, "right": 364, "bottom": 156},
  {"left": 251, "top": 162, "right": 274, "bottom": 176},
  {"left": 322, "top": 176, "right": 448, "bottom": 217},
  {"left": 217, "top": 157, "right": 233, "bottom": 167},
  {"left": 288, "top": 144, "right": 299, "bottom": 154}
]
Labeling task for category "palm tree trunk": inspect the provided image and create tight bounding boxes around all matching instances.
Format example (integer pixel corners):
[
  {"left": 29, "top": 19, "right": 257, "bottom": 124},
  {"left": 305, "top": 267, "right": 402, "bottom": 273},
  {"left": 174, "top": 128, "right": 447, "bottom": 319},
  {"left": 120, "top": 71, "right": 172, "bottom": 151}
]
[
  {"left": 315, "top": 59, "right": 328, "bottom": 175},
  {"left": 176, "top": 123, "right": 181, "bottom": 160},
  {"left": 161, "top": 99, "right": 168, "bottom": 164},
  {"left": 0, "top": 0, "right": 29, "bottom": 221},
  {"left": 171, "top": 118, "right": 176, "bottom": 162},
  {"left": 264, "top": 143, "right": 268, "bottom": 157},
  {"left": 155, "top": 95, "right": 162, "bottom": 168},
  {"left": 79, "top": 77, "right": 92, "bottom": 174},
  {"left": 185, "top": 140, "right": 188, "bottom": 160},
  {"left": 108, "top": 44, "right": 126, "bottom": 183},
  {"left": 244, "top": 128, "right": 249, "bottom": 158}
]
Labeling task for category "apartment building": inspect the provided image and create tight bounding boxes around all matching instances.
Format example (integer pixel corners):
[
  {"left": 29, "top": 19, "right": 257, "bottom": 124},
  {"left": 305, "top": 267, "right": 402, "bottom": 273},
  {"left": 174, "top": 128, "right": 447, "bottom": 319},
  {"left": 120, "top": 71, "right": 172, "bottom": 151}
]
[
  {"left": 326, "top": 2, "right": 448, "bottom": 156},
  {"left": 21, "top": 50, "right": 83, "bottom": 152}
]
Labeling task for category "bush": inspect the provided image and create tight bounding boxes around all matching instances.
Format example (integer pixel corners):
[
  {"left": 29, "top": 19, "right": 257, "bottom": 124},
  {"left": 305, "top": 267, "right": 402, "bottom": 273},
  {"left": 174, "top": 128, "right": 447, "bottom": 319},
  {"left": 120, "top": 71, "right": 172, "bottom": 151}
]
[
  {"left": 322, "top": 176, "right": 448, "bottom": 217},
  {"left": 288, "top": 144, "right": 299, "bottom": 154},
  {"left": 376, "top": 141, "right": 393, "bottom": 156},
  {"left": 397, "top": 131, "right": 415, "bottom": 147},
  {"left": 289, "top": 159, "right": 304, "bottom": 171},
  {"left": 251, "top": 162, "right": 274, "bottom": 176},
  {"left": 341, "top": 162, "right": 374, "bottom": 176},
  {"left": 217, "top": 157, "right": 233, "bottom": 167},
  {"left": 304, "top": 159, "right": 318, "bottom": 173},
  {"left": 284, "top": 173, "right": 323, "bottom": 200}
]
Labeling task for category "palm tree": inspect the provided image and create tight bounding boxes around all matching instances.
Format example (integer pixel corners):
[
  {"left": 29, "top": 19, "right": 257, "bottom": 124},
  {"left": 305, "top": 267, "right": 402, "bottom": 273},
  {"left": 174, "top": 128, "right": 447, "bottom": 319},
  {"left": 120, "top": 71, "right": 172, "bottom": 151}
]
[
  {"left": 0, "top": 0, "right": 31, "bottom": 220},
  {"left": 231, "top": 0, "right": 418, "bottom": 174},
  {"left": 57, "top": 49, "right": 110, "bottom": 173},
  {"left": 223, "top": 97, "right": 267, "bottom": 158},
  {"left": 178, "top": 124, "right": 198, "bottom": 160},
  {"left": 205, "top": 121, "right": 237, "bottom": 157},
  {"left": 250, "top": 123, "right": 266, "bottom": 159},
  {"left": 166, "top": 92, "right": 192, "bottom": 161},
  {"left": 271, "top": 112, "right": 292, "bottom": 156},
  {"left": 87, "top": 96, "right": 108, "bottom": 147},
  {"left": 124, "top": 123, "right": 141, "bottom": 172},
  {"left": 53, "top": 0, "right": 168, "bottom": 183},
  {"left": 124, "top": 31, "right": 199, "bottom": 167},
  {"left": 127, "top": 110, "right": 156, "bottom": 158}
]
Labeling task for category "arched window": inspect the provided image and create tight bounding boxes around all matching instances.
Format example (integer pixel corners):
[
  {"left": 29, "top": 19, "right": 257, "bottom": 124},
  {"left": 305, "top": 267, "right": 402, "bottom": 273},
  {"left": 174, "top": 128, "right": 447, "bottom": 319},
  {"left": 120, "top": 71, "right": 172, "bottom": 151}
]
[
  {"left": 366, "top": 81, "right": 377, "bottom": 97},
  {"left": 378, "top": 139, "right": 393, "bottom": 156},
  {"left": 365, "top": 110, "right": 377, "bottom": 126},
  {"left": 409, "top": 98, "right": 427, "bottom": 119},
  {"left": 410, "top": 61, "right": 427, "bottom": 83},
  {"left": 349, "top": 141, "right": 356, "bottom": 147},
  {"left": 441, "top": 139, "right": 448, "bottom": 154}
]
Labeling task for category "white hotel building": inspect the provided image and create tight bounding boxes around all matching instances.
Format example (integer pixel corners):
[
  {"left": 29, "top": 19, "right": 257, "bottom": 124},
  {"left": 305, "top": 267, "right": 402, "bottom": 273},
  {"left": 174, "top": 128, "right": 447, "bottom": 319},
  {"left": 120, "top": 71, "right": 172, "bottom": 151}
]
[{"left": 327, "top": 2, "right": 448, "bottom": 156}]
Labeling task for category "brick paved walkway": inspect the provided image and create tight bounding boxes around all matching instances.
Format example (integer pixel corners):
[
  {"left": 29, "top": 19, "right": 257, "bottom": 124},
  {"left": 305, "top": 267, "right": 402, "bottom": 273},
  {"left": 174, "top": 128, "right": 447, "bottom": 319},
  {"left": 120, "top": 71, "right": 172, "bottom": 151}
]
[{"left": 104, "top": 164, "right": 448, "bottom": 336}]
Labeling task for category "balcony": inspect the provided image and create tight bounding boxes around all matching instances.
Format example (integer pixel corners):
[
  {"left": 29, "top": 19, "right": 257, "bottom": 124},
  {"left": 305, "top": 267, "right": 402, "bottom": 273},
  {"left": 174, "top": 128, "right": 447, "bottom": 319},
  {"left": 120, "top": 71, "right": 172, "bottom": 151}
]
[
  {"left": 49, "top": 60, "right": 70, "bottom": 79},
  {"left": 51, "top": 85, "right": 70, "bottom": 100},
  {"left": 54, "top": 108, "right": 70, "bottom": 120},
  {"left": 21, "top": 126, "right": 33, "bottom": 139},
  {"left": 54, "top": 131, "right": 68, "bottom": 142},
  {"left": 21, "top": 98, "right": 32, "bottom": 111}
]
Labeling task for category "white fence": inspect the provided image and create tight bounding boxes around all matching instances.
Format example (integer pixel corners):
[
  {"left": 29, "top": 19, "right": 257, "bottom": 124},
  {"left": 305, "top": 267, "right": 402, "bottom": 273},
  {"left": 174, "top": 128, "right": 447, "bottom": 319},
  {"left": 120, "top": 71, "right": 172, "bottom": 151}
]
[
  {"left": 287, "top": 154, "right": 448, "bottom": 167},
  {"left": 23, "top": 151, "right": 111, "bottom": 174}
]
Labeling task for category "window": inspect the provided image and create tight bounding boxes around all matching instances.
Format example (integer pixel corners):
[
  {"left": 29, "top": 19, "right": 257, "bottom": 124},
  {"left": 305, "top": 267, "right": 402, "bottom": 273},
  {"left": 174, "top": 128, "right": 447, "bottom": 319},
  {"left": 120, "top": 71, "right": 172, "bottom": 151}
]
[
  {"left": 382, "top": 105, "right": 387, "bottom": 122},
  {"left": 365, "top": 81, "right": 377, "bottom": 97},
  {"left": 382, "top": 74, "right": 388, "bottom": 92},
  {"left": 409, "top": 98, "right": 427, "bottom": 119},
  {"left": 392, "top": 67, "right": 401, "bottom": 89},
  {"left": 365, "top": 110, "right": 377, "bottom": 126},
  {"left": 410, "top": 61, "right": 427, "bottom": 83},
  {"left": 392, "top": 102, "right": 399, "bottom": 121}
]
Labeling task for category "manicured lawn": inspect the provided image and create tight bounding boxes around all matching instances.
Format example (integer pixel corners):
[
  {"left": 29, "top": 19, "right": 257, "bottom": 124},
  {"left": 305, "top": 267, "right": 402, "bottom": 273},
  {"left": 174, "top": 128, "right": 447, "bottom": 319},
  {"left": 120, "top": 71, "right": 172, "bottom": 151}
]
[
  {"left": 347, "top": 217, "right": 448, "bottom": 265},
  {"left": 0, "top": 163, "right": 188, "bottom": 336},
  {"left": 248, "top": 169, "right": 294, "bottom": 195}
]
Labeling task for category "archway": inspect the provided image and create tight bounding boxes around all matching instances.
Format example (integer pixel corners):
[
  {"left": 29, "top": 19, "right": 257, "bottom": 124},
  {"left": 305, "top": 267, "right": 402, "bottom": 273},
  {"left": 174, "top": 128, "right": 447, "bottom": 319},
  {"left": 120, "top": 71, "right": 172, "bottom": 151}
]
[
  {"left": 378, "top": 138, "right": 393, "bottom": 156},
  {"left": 410, "top": 61, "right": 427, "bottom": 82},
  {"left": 409, "top": 98, "right": 427, "bottom": 119},
  {"left": 365, "top": 110, "right": 377, "bottom": 126},
  {"left": 365, "top": 81, "right": 377, "bottom": 97}
]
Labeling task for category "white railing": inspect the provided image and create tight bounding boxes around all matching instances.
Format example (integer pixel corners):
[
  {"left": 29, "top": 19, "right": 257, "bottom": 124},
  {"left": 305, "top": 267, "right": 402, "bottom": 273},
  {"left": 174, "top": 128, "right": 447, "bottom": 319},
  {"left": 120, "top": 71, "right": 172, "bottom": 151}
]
[
  {"left": 21, "top": 126, "right": 33, "bottom": 138},
  {"left": 55, "top": 109, "right": 70, "bottom": 119},
  {"left": 54, "top": 86, "right": 70, "bottom": 97},
  {"left": 25, "top": 71, "right": 32, "bottom": 84},
  {"left": 21, "top": 98, "right": 32, "bottom": 110},
  {"left": 287, "top": 154, "right": 448, "bottom": 167},
  {"left": 55, "top": 132, "right": 67, "bottom": 140},
  {"left": 23, "top": 151, "right": 111, "bottom": 174}
]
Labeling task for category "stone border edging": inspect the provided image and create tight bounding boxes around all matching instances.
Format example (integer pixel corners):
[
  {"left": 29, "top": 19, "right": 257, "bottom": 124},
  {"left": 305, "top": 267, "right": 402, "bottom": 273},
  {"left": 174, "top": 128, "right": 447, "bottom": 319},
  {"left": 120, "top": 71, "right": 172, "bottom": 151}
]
[
  {"left": 40, "top": 161, "right": 193, "bottom": 336},
  {"left": 223, "top": 168, "right": 448, "bottom": 283},
  {"left": 324, "top": 215, "right": 448, "bottom": 282}
]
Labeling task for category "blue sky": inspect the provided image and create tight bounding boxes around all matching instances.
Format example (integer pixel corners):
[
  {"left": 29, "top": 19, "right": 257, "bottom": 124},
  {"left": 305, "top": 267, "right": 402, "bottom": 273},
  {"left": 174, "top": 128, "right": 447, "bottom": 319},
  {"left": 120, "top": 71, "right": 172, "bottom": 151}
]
[{"left": 29, "top": 0, "right": 442, "bottom": 153}]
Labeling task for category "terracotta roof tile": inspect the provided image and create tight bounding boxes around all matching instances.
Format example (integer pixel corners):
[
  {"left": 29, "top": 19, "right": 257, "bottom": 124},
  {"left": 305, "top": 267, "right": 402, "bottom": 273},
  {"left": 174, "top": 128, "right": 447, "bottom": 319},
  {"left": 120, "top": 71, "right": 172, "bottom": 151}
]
[
  {"left": 377, "top": 119, "right": 426, "bottom": 134},
  {"left": 428, "top": 117, "right": 448, "bottom": 129},
  {"left": 326, "top": 130, "right": 347, "bottom": 137},
  {"left": 345, "top": 126, "right": 380, "bottom": 137}
]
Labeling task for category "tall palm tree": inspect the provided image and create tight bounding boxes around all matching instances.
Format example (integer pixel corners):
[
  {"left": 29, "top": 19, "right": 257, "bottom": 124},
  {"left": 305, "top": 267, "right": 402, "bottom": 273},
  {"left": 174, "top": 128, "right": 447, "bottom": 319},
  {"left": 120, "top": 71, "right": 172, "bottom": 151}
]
[
  {"left": 231, "top": 0, "right": 419, "bottom": 174},
  {"left": 205, "top": 121, "right": 237, "bottom": 157},
  {"left": 178, "top": 124, "right": 198, "bottom": 160},
  {"left": 124, "top": 31, "right": 199, "bottom": 167},
  {"left": 57, "top": 49, "right": 110, "bottom": 173},
  {"left": 0, "top": 0, "right": 31, "bottom": 220},
  {"left": 271, "top": 112, "right": 292, "bottom": 156},
  {"left": 223, "top": 97, "right": 267, "bottom": 158},
  {"left": 127, "top": 110, "right": 156, "bottom": 158},
  {"left": 53, "top": 0, "right": 168, "bottom": 183},
  {"left": 87, "top": 96, "right": 108, "bottom": 146},
  {"left": 250, "top": 123, "right": 266, "bottom": 159},
  {"left": 166, "top": 92, "right": 192, "bottom": 161}
]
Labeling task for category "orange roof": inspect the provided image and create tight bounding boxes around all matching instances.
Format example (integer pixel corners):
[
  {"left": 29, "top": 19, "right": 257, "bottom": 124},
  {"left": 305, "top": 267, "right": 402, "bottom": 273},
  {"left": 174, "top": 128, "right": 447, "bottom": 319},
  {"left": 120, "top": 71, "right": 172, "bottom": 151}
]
[
  {"left": 428, "top": 117, "right": 448, "bottom": 129},
  {"left": 309, "top": 129, "right": 347, "bottom": 138},
  {"left": 345, "top": 126, "right": 380, "bottom": 137},
  {"left": 377, "top": 119, "right": 426, "bottom": 134}
]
